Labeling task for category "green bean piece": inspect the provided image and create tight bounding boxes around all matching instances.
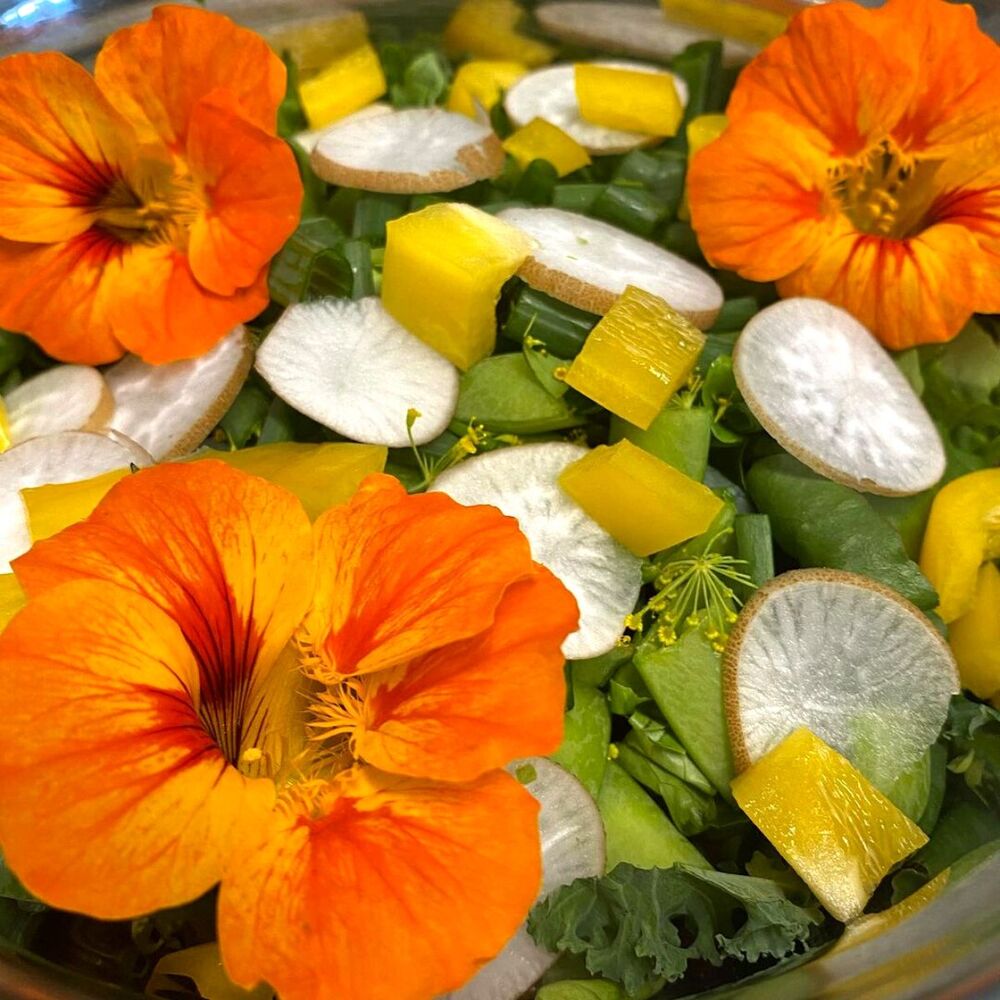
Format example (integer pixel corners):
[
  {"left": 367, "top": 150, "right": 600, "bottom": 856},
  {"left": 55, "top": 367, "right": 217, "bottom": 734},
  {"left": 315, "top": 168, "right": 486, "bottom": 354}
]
[{"left": 503, "top": 284, "right": 599, "bottom": 358}]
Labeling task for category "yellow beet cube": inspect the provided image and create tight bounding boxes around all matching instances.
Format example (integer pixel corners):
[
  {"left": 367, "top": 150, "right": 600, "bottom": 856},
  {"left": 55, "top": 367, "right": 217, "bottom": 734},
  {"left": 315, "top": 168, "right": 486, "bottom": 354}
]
[
  {"left": 565, "top": 285, "right": 705, "bottom": 429},
  {"left": 732, "top": 728, "right": 928, "bottom": 924},
  {"left": 0, "top": 399, "right": 11, "bottom": 453},
  {"left": 0, "top": 573, "right": 25, "bottom": 634},
  {"left": 575, "top": 64, "right": 683, "bottom": 137},
  {"left": 444, "top": 0, "right": 555, "bottom": 67},
  {"left": 558, "top": 440, "right": 723, "bottom": 556},
  {"left": 266, "top": 11, "right": 369, "bottom": 80},
  {"left": 660, "top": 0, "right": 792, "bottom": 47},
  {"left": 680, "top": 114, "right": 728, "bottom": 220},
  {"left": 949, "top": 561, "right": 1000, "bottom": 700},
  {"left": 447, "top": 60, "right": 528, "bottom": 119},
  {"left": 382, "top": 204, "right": 534, "bottom": 370},
  {"left": 503, "top": 118, "right": 591, "bottom": 176},
  {"left": 299, "top": 42, "right": 387, "bottom": 130}
]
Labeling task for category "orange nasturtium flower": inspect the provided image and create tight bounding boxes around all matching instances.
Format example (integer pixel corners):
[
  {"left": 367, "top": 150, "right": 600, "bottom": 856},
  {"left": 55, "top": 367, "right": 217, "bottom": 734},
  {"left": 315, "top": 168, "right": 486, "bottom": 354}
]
[
  {"left": 0, "top": 462, "right": 577, "bottom": 1000},
  {"left": 688, "top": 0, "right": 1000, "bottom": 350},
  {"left": 0, "top": 5, "right": 302, "bottom": 365}
]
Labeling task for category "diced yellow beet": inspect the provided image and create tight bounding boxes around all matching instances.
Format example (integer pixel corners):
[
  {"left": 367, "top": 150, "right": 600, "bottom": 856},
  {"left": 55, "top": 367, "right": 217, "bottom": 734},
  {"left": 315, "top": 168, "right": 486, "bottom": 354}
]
[
  {"left": 444, "top": 0, "right": 556, "bottom": 67},
  {"left": 659, "top": 0, "right": 792, "bottom": 46},
  {"left": 382, "top": 203, "right": 534, "bottom": 370},
  {"left": 575, "top": 65, "right": 683, "bottom": 137},
  {"left": 266, "top": 11, "right": 369, "bottom": 79},
  {"left": 299, "top": 43, "right": 387, "bottom": 129},
  {"left": 503, "top": 118, "right": 591, "bottom": 176},
  {"left": 732, "top": 728, "right": 928, "bottom": 923},
  {"left": 447, "top": 60, "right": 528, "bottom": 119},
  {"left": 948, "top": 561, "right": 1000, "bottom": 699},
  {"left": 679, "top": 114, "right": 728, "bottom": 220},
  {"left": 559, "top": 439, "right": 723, "bottom": 556},
  {"left": 0, "top": 399, "right": 11, "bottom": 453},
  {"left": 565, "top": 285, "right": 706, "bottom": 429}
]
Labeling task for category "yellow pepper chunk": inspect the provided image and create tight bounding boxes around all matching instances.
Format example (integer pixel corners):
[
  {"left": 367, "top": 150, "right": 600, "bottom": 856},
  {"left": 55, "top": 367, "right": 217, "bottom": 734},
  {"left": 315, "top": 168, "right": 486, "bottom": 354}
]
[
  {"left": 660, "top": 0, "right": 794, "bottom": 47},
  {"left": 948, "top": 561, "right": 1000, "bottom": 699},
  {"left": 575, "top": 64, "right": 683, "bottom": 137},
  {"left": 298, "top": 42, "right": 387, "bottom": 130},
  {"left": 0, "top": 573, "right": 25, "bottom": 635},
  {"left": 148, "top": 943, "right": 271, "bottom": 1000},
  {"left": 732, "top": 728, "right": 928, "bottom": 924},
  {"left": 447, "top": 59, "right": 528, "bottom": 119},
  {"left": 559, "top": 440, "right": 723, "bottom": 556},
  {"left": 679, "top": 114, "right": 728, "bottom": 221},
  {"left": 444, "top": 0, "right": 556, "bottom": 67},
  {"left": 565, "top": 285, "right": 706, "bottom": 429},
  {"left": 503, "top": 118, "right": 591, "bottom": 176},
  {"left": 919, "top": 468, "right": 1000, "bottom": 622},
  {"left": 382, "top": 203, "right": 534, "bottom": 370},
  {"left": 266, "top": 11, "right": 369, "bottom": 80},
  {"left": 0, "top": 398, "right": 12, "bottom": 453}
]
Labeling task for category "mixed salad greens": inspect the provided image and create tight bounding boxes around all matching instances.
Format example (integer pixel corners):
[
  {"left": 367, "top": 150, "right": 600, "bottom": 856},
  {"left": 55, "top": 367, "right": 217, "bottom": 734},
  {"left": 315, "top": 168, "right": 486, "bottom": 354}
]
[{"left": 0, "top": 2, "right": 998, "bottom": 999}]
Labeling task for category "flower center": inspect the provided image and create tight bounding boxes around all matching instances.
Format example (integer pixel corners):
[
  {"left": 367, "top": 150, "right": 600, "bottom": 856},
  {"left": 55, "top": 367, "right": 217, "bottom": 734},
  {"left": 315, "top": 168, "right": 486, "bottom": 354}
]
[{"left": 829, "top": 139, "right": 941, "bottom": 240}]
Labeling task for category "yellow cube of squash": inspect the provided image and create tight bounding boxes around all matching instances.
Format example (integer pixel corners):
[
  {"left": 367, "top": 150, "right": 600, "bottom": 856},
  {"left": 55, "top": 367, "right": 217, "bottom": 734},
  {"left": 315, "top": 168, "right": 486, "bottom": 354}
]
[
  {"left": 447, "top": 60, "right": 528, "bottom": 119},
  {"left": 575, "top": 64, "right": 683, "bottom": 137},
  {"left": 299, "top": 42, "right": 387, "bottom": 130},
  {"left": 558, "top": 439, "right": 723, "bottom": 556},
  {"left": 0, "top": 399, "right": 11, "bottom": 453},
  {"left": 949, "top": 561, "right": 1000, "bottom": 700},
  {"left": 382, "top": 204, "right": 535, "bottom": 370},
  {"left": 660, "top": 0, "right": 792, "bottom": 47},
  {"left": 445, "top": 0, "right": 555, "bottom": 67},
  {"left": 565, "top": 285, "right": 706, "bottom": 430},
  {"left": 503, "top": 118, "right": 591, "bottom": 176},
  {"left": 732, "top": 728, "right": 928, "bottom": 924},
  {"left": 266, "top": 11, "right": 370, "bottom": 80},
  {"left": 680, "top": 114, "right": 728, "bottom": 220}
]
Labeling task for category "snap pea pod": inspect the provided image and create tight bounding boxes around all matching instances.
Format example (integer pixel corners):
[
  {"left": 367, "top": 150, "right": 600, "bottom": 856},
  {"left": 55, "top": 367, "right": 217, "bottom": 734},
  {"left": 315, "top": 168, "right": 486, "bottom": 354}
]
[
  {"left": 747, "top": 453, "right": 939, "bottom": 610},
  {"left": 609, "top": 407, "right": 712, "bottom": 481},
  {"left": 570, "top": 645, "right": 633, "bottom": 689}
]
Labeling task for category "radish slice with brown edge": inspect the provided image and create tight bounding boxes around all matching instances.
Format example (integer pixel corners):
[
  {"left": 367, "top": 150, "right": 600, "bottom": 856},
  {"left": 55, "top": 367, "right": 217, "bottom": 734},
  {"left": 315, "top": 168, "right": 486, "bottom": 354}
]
[
  {"left": 0, "top": 430, "right": 153, "bottom": 572},
  {"left": 432, "top": 442, "right": 642, "bottom": 659},
  {"left": 534, "top": 3, "right": 759, "bottom": 65},
  {"left": 498, "top": 206, "right": 723, "bottom": 328},
  {"left": 105, "top": 327, "right": 253, "bottom": 461},
  {"left": 311, "top": 107, "right": 505, "bottom": 193},
  {"left": 442, "top": 758, "right": 605, "bottom": 1000},
  {"left": 294, "top": 101, "right": 393, "bottom": 153},
  {"left": 503, "top": 61, "right": 688, "bottom": 155},
  {"left": 724, "top": 569, "right": 959, "bottom": 794},
  {"left": 255, "top": 297, "right": 459, "bottom": 448},
  {"left": 3, "top": 365, "right": 112, "bottom": 443},
  {"left": 734, "top": 299, "right": 946, "bottom": 496}
]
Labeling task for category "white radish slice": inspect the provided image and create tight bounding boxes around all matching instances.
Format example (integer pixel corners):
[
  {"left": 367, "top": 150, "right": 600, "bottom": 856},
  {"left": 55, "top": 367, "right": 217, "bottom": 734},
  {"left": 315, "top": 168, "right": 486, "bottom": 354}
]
[
  {"left": 443, "top": 758, "right": 605, "bottom": 1000},
  {"left": 293, "top": 102, "right": 393, "bottom": 153},
  {"left": 0, "top": 430, "right": 153, "bottom": 572},
  {"left": 311, "top": 107, "right": 505, "bottom": 193},
  {"left": 503, "top": 61, "right": 688, "bottom": 155},
  {"left": 724, "top": 569, "right": 959, "bottom": 793},
  {"left": 255, "top": 297, "right": 459, "bottom": 448},
  {"left": 105, "top": 327, "right": 253, "bottom": 462},
  {"left": 3, "top": 365, "right": 112, "bottom": 443},
  {"left": 534, "top": 3, "right": 759, "bottom": 65},
  {"left": 734, "top": 299, "right": 946, "bottom": 496},
  {"left": 432, "top": 442, "right": 642, "bottom": 659},
  {"left": 498, "top": 206, "right": 723, "bottom": 328}
]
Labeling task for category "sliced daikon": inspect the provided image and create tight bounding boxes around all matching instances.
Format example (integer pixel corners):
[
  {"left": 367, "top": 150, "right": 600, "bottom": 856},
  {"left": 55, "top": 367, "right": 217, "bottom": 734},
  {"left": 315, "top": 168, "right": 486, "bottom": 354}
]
[
  {"left": 255, "top": 297, "right": 459, "bottom": 448},
  {"left": 503, "top": 61, "right": 687, "bottom": 155},
  {"left": 498, "top": 206, "right": 722, "bottom": 327},
  {"left": 432, "top": 442, "right": 642, "bottom": 659},
  {"left": 734, "top": 299, "right": 946, "bottom": 496},
  {"left": 105, "top": 326, "right": 252, "bottom": 461},
  {"left": 311, "top": 107, "right": 505, "bottom": 193},
  {"left": 725, "top": 569, "right": 959, "bottom": 793},
  {"left": 293, "top": 101, "right": 393, "bottom": 153},
  {"left": 443, "top": 758, "right": 605, "bottom": 1000},
  {"left": 534, "top": 3, "right": 758, "bottom": 65},
  {"left": 3, "top": 365, "right": 111, "bottom": 443}
]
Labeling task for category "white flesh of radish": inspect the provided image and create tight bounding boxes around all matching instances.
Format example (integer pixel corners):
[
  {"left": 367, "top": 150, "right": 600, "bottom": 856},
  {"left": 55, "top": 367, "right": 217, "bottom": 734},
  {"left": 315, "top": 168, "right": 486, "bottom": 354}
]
[
  {"left": 3, "top": 365, "right": 111, "bottom": 443},
  {"left": 441, "top": 758, "right": 605, "bottom": 1000},
  {"left": 734, "top": 299, "right": 946, "bottom": 496},
  {"left": 294, "top": 102, "right": 393, "bottom": 153},
  {"left": 105, "top": 327, "right": 252, "bottom": 461},
  {"left": 504, "top": 61, "right": 688, "bottom": 155},
  {"left": 255, "top": 297, "right": 460, "bottom": 448},
  {"left": 432, "top": 442, "right": 642, "bottom": 659}
]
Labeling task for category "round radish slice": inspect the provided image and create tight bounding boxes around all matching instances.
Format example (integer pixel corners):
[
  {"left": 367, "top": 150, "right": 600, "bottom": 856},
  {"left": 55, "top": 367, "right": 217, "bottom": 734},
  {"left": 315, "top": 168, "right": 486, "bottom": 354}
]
[
  {"left": 498, "top": 206, "right": 722, "bottom": 327},
  {"left": 3, "top": 365, "right": 112, "bottom": 443},
  {"left": 504, "top": 61, "right": 688, "bottom": 155},
  {"left": 534, "top": 3, "right": 759, "bottom": 65},
  {"left": 105, "top": 327, "right": 252, "bottom": 462},
  {"left": 0, "top": 430, "right": 153, "bottom": 571},
  {"left": 734, "top": 299, "right": 946, "bottom": 496},
  {"left": 443, "top": 758, "right": 605, "bottom": 1000},
  {"left": 311, "top": 107, "right": 505, "bottom": 193},
  {"left": 725, "top": 569, "right": 959, "bottom": 792},
  {"left": 432, "top": 442, "right": 642, "bottom": 659},
  {"left": 255, "top": 297, "right": 459, "bottom": 448},
  {"left": 294, "top": 102, "right": 393, "bottom": 153}
]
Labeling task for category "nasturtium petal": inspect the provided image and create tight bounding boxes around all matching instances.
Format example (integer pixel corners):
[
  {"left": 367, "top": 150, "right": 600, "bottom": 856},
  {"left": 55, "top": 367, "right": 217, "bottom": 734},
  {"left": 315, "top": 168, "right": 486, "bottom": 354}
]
[{"left": 0, "top": 573, "right": 24, "bottom": 634}]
